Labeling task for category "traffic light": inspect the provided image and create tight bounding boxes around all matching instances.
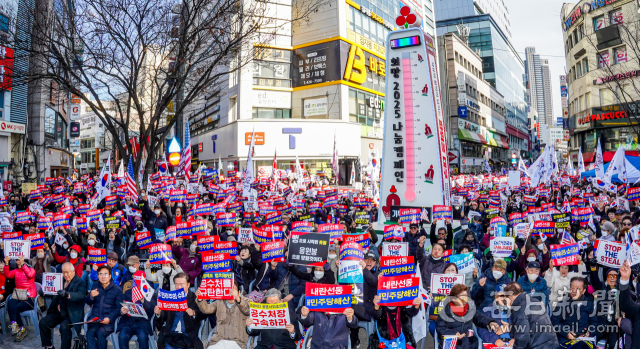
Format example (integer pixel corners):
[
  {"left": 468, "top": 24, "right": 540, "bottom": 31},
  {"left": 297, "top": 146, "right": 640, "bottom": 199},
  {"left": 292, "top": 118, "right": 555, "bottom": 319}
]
[{"left": 511, "top": 153, "right": 516, "bottom": 159}]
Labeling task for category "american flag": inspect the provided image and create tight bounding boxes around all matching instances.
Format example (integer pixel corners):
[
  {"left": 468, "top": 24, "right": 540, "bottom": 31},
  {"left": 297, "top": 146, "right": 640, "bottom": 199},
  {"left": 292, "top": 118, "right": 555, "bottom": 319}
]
[
  {"left": 561, "top": 230, "right": 576, "bottom": 244},
  {"left": 125, "top": 155, "right": 138, "bottom": 201},
  {"left": 177, "top": 120, "right": 192, "bottom": 177},
  {"left": 132, "top": 278, "right": 143, "bottom": 304},
  {"left": 442, "top": 335, "right": 458, "bottom": 349},
  {"left": 420, "top": 208, "right": 429, "bottom": 223}
]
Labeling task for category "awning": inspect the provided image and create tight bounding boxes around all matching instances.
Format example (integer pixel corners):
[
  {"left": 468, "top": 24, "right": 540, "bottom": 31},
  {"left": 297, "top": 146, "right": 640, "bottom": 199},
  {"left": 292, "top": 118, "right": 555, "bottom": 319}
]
[
  {"left": 499, "top": 135, "right": 510, "bottom": 149},
  {"left": 582, "top": 152, "right": 595, "bottom": 163},
  {"left": 477, "top": 134, "right": 487, "bottom": 144},
  {"left": 458, "top": 129, "right": 487, "bottom": 144},
  {"left": 488, "top": 137, "right": 498, "bottom": 147}
]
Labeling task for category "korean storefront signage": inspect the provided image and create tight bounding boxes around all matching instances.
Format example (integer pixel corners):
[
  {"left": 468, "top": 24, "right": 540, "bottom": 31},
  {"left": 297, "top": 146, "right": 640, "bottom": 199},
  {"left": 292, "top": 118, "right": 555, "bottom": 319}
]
[
  {"left": 563, "top": 0, "right": 622, "bottom": 30},
  {"left": 251, "top": 90, "right": 291, "bottom": 109},
  {"left": 303, "top": 97, "right": 328, "bottom": 117},
  {"left": 0, "top": 120, "right": 25, "bottom": 134},
  {"left": 577, "top": 103, "right": 640, "bottom": 126},
  {"left": 379, "top": 27, "right": 450, "bottom": 223},
  {"left": 594, "top": 70, "right": 638, "bottom": 85},
  {"left": 458, "top": 119, "right": 480, "bottom": 133},
  {"left": 0, "top": 45, "right": 14, "bottom": 91}
]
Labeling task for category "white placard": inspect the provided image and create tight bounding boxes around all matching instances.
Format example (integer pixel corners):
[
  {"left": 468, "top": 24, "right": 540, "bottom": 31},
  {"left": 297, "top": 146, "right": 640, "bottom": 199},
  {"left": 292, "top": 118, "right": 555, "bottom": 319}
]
[
  {"left": 490, "top": 237, "right": 514, "bottom": 258},
  {"left": 303, "top": 97, "right": 328, "bottom": 117},
  {"left": 3, "top": 239, "right": 30, "bottom": 259},
  {"left": 382, "top": 242, "right": 408, "bottom": 257},
  {"left": 595, "top": 239, "right": 626, "bottom": 268},
  {"left": 430, "top": 273, "right": 465, "bottom": 295},
  {"left": 121, "top": 301, "right": 149, "bottom": 319},
  {"left": 508, "top": 171, "right": 521, "bottom": 188},
  {"left": 448, "top": 253, "right": 475, "bottom": 274},
  {"left": 513, "top": 223, "right": 530, "bottom": 239},
  {"left": 43, "top": 272, "right": 64, "bottom": 295},
  {"left": 238, "top": 227, "right": 254, "bottom": 243}
]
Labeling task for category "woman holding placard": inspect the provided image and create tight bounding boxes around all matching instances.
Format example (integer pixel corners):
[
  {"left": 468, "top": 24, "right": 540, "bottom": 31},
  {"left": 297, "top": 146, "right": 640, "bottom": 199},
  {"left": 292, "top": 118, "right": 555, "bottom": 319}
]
[{"left": 3, "top": 255, "right": 36, "bottom": 342}]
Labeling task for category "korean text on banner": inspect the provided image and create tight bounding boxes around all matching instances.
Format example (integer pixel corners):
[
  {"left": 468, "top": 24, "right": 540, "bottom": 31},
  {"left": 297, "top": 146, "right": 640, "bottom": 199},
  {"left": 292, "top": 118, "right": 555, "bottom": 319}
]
[
  {"left": 430, "top": 274, "right": 465, "bottom": 295},
  {"left": 288, "top": 232, "right": 330, "bottom": 267},
  {"left": 249, "top": 302, "right": 291, "bottom": 329},
  {"left": 305, "top": 283, "right": 353, "bottom": 313},
  {"left": 432, "top": 205, "right": 453, "bottom": 220},
  {"left": 338, "top": 260, "right": 364, "bottom": 283},
  {"left": 595, "top": 239, "right": 626, "bottom": 268},
  {"left": 261, "top": 241, "right": 286, "bottom": 263},
  {"left": 3, "top": 240, "right": 30, "bottom": 259},
  {"left": 380, "top": 256, "right": 415, "bottom": 276},
  {"left": 149, "top": 244, "right": 173, "bottom": 264},
  {"left": 157, "top": 289, "right": 189, "bottom": 311},
  {"left": 202, "top": 253, "right": 232, "bottom": 272},
  {"left": 42, "top": 273, "right": 63, "bottom": 295},
  {"left": 198, "top": 272, "right": 234, "bottom": 300},
  {"left": 339, "top": 241, "right": 364, "bottom": 261},
  {"left": 88, "top": 247, "right": 107, "bottom": 265},
  {"left": 376, "top": 276, "right": 420, "bottom": 307},
  {"left": 550, "top": 243, "right": 580, "bottom": 266},
  {"left": 489, "top": 237, "right": 514, "bottom": 258},
  {"left": 381, "top": 242, "right": 408, "bottom": 257},
  {"left": 448, "top": 253, "right": 475, "bottom": 274}
]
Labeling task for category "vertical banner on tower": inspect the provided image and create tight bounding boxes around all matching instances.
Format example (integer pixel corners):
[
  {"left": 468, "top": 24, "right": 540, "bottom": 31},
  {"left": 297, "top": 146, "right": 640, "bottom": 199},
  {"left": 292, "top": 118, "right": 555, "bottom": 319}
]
[{"left": 378, "top": 26, "right": 449, "bottom": 224}]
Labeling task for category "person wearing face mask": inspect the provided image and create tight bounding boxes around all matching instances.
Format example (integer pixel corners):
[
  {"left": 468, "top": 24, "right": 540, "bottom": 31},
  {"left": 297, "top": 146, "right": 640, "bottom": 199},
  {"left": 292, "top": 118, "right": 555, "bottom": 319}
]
[
  {"left": 30, "top": 246, "right": 54, "bottom": 284},
  {"left": 195, "top": 281, "right": 251, "bottom": 349},
  {"left": 120, "top": 255, "right": 141, "bottom": 287},
  {"left": 516, "top": 261, "right": 549, "bottom": 307},
  {"left": 435, "top": 283, "right": 502, "bottom": 349},
  {"left": 471, "top": 258, "right": 511, "bottom": 310},
  {"left": 117, "top": 270, "right": 157, "bottom": 349},
  {"left": 544, "top": 256, "right": 586, "bottom": 309},
  {"left": 426, "top": 263, "right": 460, "bottom": 336},
  {"left": 4, "top": 255, "right": 37, "bottom": 341},
  {"left": 405, "top": 222, "right": 428, "bottom": 257},
  {"left": 286, "top": 261, "right": 335, "bottom": 285},
  {"left": 52, "top": 243, "right": 86, "bottom": 278},
  {"left": 550, "top": 277, "right": 593, "bottom": 349},
  {"left": 517, "top": 246, "right": 550, "bottom": 277},
  {"left": 599, "top": 221, "right": 617, "bottom": 241},
  {"left": 370, "top": 291, "right": 423, "bottom": 348},
  {"left": 503, "top": 282, "right": 559, "bottom": 349},
  {"left": 145, "top": 258, "right": 183, "bottom": 291},
  {"left": 477, "top": 285, "right": 514, "bottom": 347},
  {"left": 172, "top": 238, "right": 202, "bottom": 285},
  {"left": 326, "top": 245, "right": 339, "bottom": 278},
  {"left": 85, "top": 233, "right": 104, "bottom": 250},
  {"left": 144, "top": 204, "right": 168, "bottom": 241},
  {"left": 235, "top": 245, "right": 260, "bottom": 293},
  {"left": 91, "top": 252, "right": 125, "bottom": 287}
]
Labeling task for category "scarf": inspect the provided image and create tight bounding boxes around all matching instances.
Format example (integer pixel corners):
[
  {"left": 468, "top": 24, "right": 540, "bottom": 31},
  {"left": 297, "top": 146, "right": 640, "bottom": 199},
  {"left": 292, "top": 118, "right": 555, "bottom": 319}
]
[{"left": 450, "top": 302, "right": 469, "bottom": 316}]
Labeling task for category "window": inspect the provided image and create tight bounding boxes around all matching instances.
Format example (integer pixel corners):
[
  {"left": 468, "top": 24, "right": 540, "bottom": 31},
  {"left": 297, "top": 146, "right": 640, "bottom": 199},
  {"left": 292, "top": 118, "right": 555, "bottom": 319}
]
[
  {"left": 597, "top": 51, "right": 610, "bottom": 68},
  {"left": 585, "top": 92, "right": 591, "bottom": 109},
  {"left": 577, "top": 63, "right": 582, "bottom": 77},
  {"left": 251, "top": 108, "right": 291, "bottom": 119},
  {"left": 573, "top": 31, "right": 578, "bottom": 46},
  {"left": 583, "top": 58, "right": 589, "bottom": 74},
  {"left": 579, "top": 95, "right": 583, "bottom": 111},
  {"left": 610, "top": 9, "right": 623, "bottom": 25},
  {"left": 45, "top": 106, "right": 56, "bottom": 135},
  {"left": 593, "top": 15, "right": 606, "bottom": 31},
  {"left": 614, "top": 46, "right": 627, "bottom": 64},
  {"left": 578, "top": 24, "right": 584, "bottom": 40},
  {"left": 600, "top": 89, "right": 614, "bottom": 105},
  {"left": 229, "top": 97, "right": 236, "bottom": 121},
  {"left": 0, "top": 14, "right": 9, "bottom": 33}
]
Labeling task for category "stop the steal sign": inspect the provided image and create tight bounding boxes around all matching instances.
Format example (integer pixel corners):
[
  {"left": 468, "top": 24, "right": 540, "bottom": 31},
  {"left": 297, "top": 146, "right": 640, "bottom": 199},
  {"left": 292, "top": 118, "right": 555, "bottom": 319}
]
[
  {"left": 430, "top": 273, "right": 465, "bottom": 295},
  {"left": 3, "top": 239, "right": 30, "bottom": 259}
]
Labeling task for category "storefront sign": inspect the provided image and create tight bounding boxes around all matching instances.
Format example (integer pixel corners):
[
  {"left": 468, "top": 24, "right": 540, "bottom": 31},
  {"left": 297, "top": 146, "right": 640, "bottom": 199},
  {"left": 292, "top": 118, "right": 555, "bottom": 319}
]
[
  {"left": 578, "top": 110, "right": 629, "bottom": 125},
  {"left": 564, "top": 0, "right": 622, "bottom": 30},
  {"left": 458, "top": 119, "right": 480, "bottom": 133},
  {"left": 0, "top": 46, "right": 14, "bottom": 91},
  {"left": 292, "top": 41, "right": 342, "bottom": 87},
  {"left": 245, "top": 132, "right": 265, "bottom": 145},
  {"left": 252, "top": 91, "right": 291, "bottom": 109},
  {"left": 342, "top": 41, "right": 386, "bottom": 93},
  {"left": 303, "top": 97, "right": 328, "bottom": 117},
  {"left": 347, "top": 29, "right": 386, "bottom": 57},
  {"left": 594, "top": 70, "right": 638, "bottom": 85},
  {"left": 0, "top": 120, "right": 25, "bottom": 134}
]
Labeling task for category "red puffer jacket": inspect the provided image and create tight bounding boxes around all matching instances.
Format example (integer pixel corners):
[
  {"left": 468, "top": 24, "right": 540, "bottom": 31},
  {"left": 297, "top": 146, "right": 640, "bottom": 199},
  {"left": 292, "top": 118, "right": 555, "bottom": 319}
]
[{"left": 3, "top": 265, "right": 37, "bottom": 298}]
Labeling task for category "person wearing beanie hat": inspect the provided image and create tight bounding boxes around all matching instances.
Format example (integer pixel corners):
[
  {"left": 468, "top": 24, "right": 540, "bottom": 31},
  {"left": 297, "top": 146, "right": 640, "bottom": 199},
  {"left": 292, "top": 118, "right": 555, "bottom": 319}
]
[
  {"left": 516, "top": 261, "right": 549, "bottom": 307},
  {"left": 600, "top": 221, "right": 617, "bottom": 241},
  {"left": 471, "top": 258, "right": 511, "bottom": 310},
  {"left": 52, "top": 243, "right": 86, "bottom": 278}
]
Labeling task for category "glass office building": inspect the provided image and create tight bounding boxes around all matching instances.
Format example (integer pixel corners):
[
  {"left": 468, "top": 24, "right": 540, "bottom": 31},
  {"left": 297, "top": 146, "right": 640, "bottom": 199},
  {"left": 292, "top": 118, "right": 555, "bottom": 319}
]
[{"left": 436, "top": 14, "right": 529, "bottom": 157}]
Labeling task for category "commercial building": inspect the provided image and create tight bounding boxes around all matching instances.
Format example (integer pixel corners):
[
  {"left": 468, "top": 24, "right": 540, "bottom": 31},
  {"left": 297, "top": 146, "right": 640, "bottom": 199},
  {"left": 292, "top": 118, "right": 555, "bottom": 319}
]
[
  {"left": 438, "top": 32, "right": 508, "bottom": 173},
  {"left": 187, "top": 0, "right": 430, "bottom": 184},
  {"left": 561, "top": 0, "right": 640, "bottom": 166},
  {"left": 525, "top": 48, "right": 555, "bottom": 127},
  {"left": 434, "top": 3, "right": 530, "bottom": 159}
]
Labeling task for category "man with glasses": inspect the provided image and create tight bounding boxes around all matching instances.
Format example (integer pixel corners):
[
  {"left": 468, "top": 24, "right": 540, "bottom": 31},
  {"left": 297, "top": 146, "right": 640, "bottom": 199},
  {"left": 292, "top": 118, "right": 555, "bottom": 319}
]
[
  {"left": 551, "top": 277, "right": 593, "bottom": 349},
  {"left": 40, "top": 262, "right": 88, "bottom": 349},
  {"left": 502, "top": 282, "right": 558, "bottom": 349},
  {"left": 86, "top": 265, "right": 124, "bottom": 349},
  {"left": 90, "top": 252, "right": 124, "bottom": 287}
]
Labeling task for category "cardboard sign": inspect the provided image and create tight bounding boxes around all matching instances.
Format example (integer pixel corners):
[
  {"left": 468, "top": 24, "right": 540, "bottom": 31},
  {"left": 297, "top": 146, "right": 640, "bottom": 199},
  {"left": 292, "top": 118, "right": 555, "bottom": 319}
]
[
  {"left": 595, "top": 239, "right": 626, "bottom": 268},
  {"left": 376, "top": 276, "right": 420, "bottom": 306},
  {"left": 104, "top": 216, "right": 120, "bottom": 229},
  {"left": 249, "top": 302, "right": 291, "bottom": 329},
  {"left": 489, "top": 237, "right": 514, "bottom": 258},
  {"left": 382, "top": 242, "right": 408, "bottom": 257},
  {"left": 448, "top": 253, "right": 475, "bottom": 274},
  {"left": 3, "top": 239, "right": 30, "bottom": 259},
  {"left": 305, "top": 283, "right": 352, "bottom": 313},
  {"left": 88, "top": 247, "right": 107, "bottom": 265},
  {"left": 42, "top": 272, "right": 63, "bottom": 295},
  {"left": 149, "top": 244, "right": 173, "bottom": 264},
  {"left": 430, "top": 274, "right": 465, "bottom": 295},
  {"left": 157, "top": 289, "right": 189, "bottom": 311},
  {"left": 380, "top": 256, "right": 415, "bottom": 276},
  {"left": 288, "top": 232, "right": 330, "bottom": 267},
  {"left": 198, "top": 272, "right": 234, "bottom": 300},
  {"left": 261, "top": 241, "right": 286, "bottom": 263},
  {"left": 317, "top": 223, "right": 344, "bottom": 242},
  {"left": 338, "top": 260, "right": 363, "bottom": 283},
  {"left": 550, "top": 243, "right": 580, "bottom": 266}
]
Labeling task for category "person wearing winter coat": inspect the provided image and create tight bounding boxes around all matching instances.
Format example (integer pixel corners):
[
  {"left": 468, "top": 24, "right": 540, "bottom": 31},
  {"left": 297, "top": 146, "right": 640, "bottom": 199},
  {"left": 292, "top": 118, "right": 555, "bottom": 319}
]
[
  {"left": 246, "top": 288, "right": 302, "bottom": 349},
  {"left": 455, "top": 244, "right": 479, "bottom": 290},
  {"left": 477, "top": 285, "right": 513, "bottom": 347},
  {"left": 436, "top": 284, "right": 501, "bottom": 349},
  {"left": 90, "top": 252, "right": 125, "bottom": 286},
  {"left": 517, "top": 246, "right": 550, "bottom": 277},
  {"left": 619, "top": 261, "right": 640, "bottom": 349},
  {"left": 430, "top": 219, "right": 453, "bottom": 250},
  {"left": 370, "top": 293, "right": 422, "bottom": 349},
  {"left": 504, "top": 282, "right": 559, "bottom": 349},
  {"left": 196, "top": 281, "right": 251, "bottom": 349},
  {"left": 4, "top": 255, "right": 37, "bottom": 342},
  {"left": 406, "top": 222, "right": 428, "bottom": 257},
  {"left": 416, "top": 240, "right": 446, "bottom": 289},
  {"left": 172, "top": 238, "right": 202, "bottom": 284},
  {"left": 52, "top": 243, "right": 86, "bottom": 278},
  {"left": 550, "top": 277, "right": 593, "bottom": 349},
  {"left": 145, "top": 258, "right": 183, "bottom": 291},
  {"left": 544, "top": 257, "right": 586, "bottom": 308},
  {"left": 86, "top": 265, "right": 124, "bottom": 349},
  {"left": 286, "top": 261, "right": 335, "bottom": 285},
  {"left": 237, "top": 244, "right": 261, "bottom": 292},
  {"left": 30, "top": 246, "right": 55, "bottom": 284},
  {"left": 471, "top": 258, "right": 511, "bottom": 310},
  {"left": 117, "top": 271, "right": 157, "bottom": 349},
  {"left": 516, "top": 261, "right": 550, "bottom": 307},
  {"left": 299, "top": 304, "right": 359, "bottom": 349}
]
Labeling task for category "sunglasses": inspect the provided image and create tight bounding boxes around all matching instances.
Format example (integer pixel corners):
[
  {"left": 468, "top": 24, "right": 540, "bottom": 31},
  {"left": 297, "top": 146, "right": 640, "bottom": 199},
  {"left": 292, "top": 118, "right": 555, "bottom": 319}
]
[{"left": 623, "top": 222, "right": 633, "bottom": 226}]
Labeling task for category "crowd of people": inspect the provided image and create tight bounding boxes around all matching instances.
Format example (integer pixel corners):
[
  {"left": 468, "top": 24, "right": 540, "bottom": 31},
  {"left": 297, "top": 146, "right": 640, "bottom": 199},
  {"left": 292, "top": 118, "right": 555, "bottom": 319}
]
[{"left": 0, "top": 167, "right": 639, "bottom": 349}]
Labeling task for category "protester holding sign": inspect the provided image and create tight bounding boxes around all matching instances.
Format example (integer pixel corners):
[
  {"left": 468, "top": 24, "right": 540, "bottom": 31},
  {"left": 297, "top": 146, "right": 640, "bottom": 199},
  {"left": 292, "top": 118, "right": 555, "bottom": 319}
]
[
  {"left": 3, "top": 254, "right": 37, "bottom": 341},
  {"left": 196, "top": 280, "right": 251, "bottom": 349},
  {"left": 429, "top": 219, "right": 453, "bottom": 250},
  {"left": 299, "top": 296, "right": 358, "bottom": 349},
  {"left": 39, "top": 262, "right": 88, "bottom": 349},
  {"left": 544, "top": 256, "right": 586, "bottom": 308},
  {"left": 85, "top": 264, "right": 124, "bottom": 349},
  {"left": 515, "top": 261, "right": 549, "bottom": 307},
  {"left": 371, "top": 289, "right": 422, "bottom": 349},
  {"left": 52, "top": 243, "right": 85, "bottom": 278},
  {"left": 145, "top": 257, "right": 183, "bottom": 292},
  {"left": 30, "top": 245, "right": 55, "bottom": 284},
  {"left": 154, "top": 272, "right": 205, "bottom": 349},
  {"left": 246, "top": 288, "right": 302, "bottom": 347},
  {"left": 118, "top": 271, "right": 158, "bottom": 349},
  {"left": 470, "top": 258, "right": 511, "bottom": 310}
]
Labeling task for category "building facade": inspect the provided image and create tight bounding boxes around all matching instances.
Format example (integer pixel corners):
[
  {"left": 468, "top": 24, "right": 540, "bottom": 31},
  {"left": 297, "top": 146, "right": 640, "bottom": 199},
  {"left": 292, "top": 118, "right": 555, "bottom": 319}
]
[
  {"left": 524, "top": 47, "right": 554, "bottom": 126},
  {"left": 187, "top": 0, "right": 430, "bottom": 184},
  {"left": 434, "top": 3, "right": 529, "bottom": 160},
  {"left": 438, "top": 32, "right": 508, "bottom": 173},
  {"left": 561, "top": 0, "right": 640, "bottom": 166}
]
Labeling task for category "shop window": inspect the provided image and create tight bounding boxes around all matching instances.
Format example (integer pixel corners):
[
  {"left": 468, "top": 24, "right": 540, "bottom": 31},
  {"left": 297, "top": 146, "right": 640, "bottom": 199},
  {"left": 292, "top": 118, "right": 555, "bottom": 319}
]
[
  {"left": 614, "top": 46, "right": 627, "bottom": 64},
  {"left": 593, "top": 15, "right": 605, "bottom": 31},
  {"left": 597, "top": 51, "right": 610, "bottom": 68},
  {"left": 349, "top": 90, "right": 357, "bottom": 123},
  {"left": 610, "top": 9, "right": 623, "bottom": 25},
  {"left": 251, "top": 108, "right": 291, "bottom": 119}
]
